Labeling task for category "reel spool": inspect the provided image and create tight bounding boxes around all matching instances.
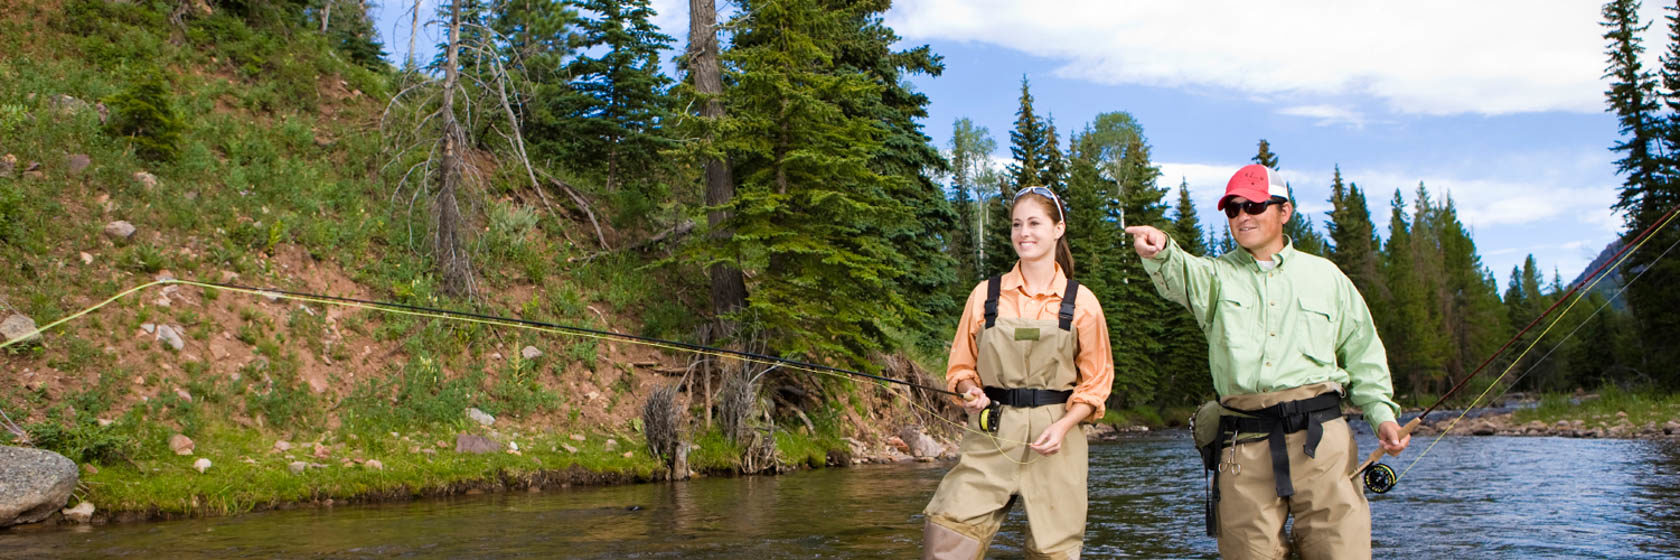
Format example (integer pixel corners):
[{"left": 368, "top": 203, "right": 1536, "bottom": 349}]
[
  {"left": 1362, "top": 462, "right": 1398, "bottom": 494},
  {"left": 978, "top": 402, "right": 1003, "bottom": 434}
]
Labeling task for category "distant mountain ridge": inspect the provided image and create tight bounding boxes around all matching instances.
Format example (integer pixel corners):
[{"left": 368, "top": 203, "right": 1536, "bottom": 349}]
[{"left": 1568, "top": 239, "right": 1627, "bottom": 311}]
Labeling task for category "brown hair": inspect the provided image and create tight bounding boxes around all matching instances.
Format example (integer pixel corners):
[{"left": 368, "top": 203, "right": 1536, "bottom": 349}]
[{"left": 1012, "top": 192, "right": 1076, "bottom": 278}]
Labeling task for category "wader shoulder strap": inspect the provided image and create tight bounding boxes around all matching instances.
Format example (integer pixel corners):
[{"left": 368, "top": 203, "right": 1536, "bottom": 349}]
[
  {"left": 983, "top": 275, "right": 1002, "bottom": 328},
  {"left": 1058, "top": 278, "right": 1079, "bottom": 331}
]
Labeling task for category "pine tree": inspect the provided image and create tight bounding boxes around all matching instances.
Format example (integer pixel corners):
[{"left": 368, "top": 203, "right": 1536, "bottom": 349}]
[
  {"left": 1612, "top": 0, "right": 1680, "bottom": 389},
  {"left": 830, "top": 2, "right": 957, "bottom": 346},
  {"left": 988, "top": 76, "right": 1050, "bottom": 276},
  {"left": 1170, "top": 178, "right": 1208, "bottom": 256},
  {"left": 1252, "top": 139, "right": 1280, "bottom": 169},
  {"left": 1213, "top": 223, "right": 1235, "bottom": 254},
  {"left": 1283, "top": 183, "right": 1328, "bottom": 255},
  {"left": 1074, "top": 112, "right": 1175, "bottom": 407},
  {"left": 1434, "top": 195, "right": 1507, "bottom": 388},
  {"left": 1043, "top": 115, "right": 1067, "bottom": 192},
  {"left": 716, "top": 0, "right": 926, "bottom": 364},
  {"left": 1161, "top": 176, "right": 1213, "bottom": 404},
  {"left": 1007, "top": 76, "right": 1048, "bottom": 190},
  {"left": 1325, "top": 169, "right": 1386, "bottom": 306},
  {"left": 552, "top": 0, "right": 674, "bottom": 206},
  {"left": 493, "top": 1, "right": 578, "bottom": 158}
]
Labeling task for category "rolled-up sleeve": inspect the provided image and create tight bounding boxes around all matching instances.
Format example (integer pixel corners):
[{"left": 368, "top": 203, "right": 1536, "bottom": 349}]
[
  {"left": 1337, "top": 276, "right": 1400, "bottom": 432},
  {"left": 944, "top": 283, "right": 987, "bottom": 402},
  {"left": 1068, "top": 286, "right": 1113, "bottom": 423}
]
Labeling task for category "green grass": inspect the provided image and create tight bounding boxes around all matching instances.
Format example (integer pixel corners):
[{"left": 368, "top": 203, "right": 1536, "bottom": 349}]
[
  {"left": 81, "top": 420, "right": 661, "bottom": 517},
  {"left": 1512, "top": 386, "right": 1680, "bottom": 427}
]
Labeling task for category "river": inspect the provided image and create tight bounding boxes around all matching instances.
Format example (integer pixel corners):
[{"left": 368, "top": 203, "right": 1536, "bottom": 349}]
[{"left": 3, "top": 430, "right": 1678, "bottom": 558}]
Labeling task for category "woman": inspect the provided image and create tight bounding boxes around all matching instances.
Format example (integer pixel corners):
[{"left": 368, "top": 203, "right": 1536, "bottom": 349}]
[{"left": 923, "top": 186, "right": 1115, "bottom": 560}]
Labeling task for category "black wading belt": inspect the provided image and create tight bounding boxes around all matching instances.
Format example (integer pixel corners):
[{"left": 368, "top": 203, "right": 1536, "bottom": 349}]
[{"left": 1219, "top": 391, "right": 1344, "bottom": 498}]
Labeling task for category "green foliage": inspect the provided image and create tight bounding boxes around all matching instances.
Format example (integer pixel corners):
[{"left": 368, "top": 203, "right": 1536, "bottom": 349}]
[
  {"left": 709, "top": 0, "right": 934, "bottom": 365},
  {"left": 540, "top": 0, "right": 673, "bottom": 220},
  {"left": 0, "top": 182, "right": 24, "bottom": 246},
  {"left": 105, "top": 74, "right": 185, "bottom": 163}
]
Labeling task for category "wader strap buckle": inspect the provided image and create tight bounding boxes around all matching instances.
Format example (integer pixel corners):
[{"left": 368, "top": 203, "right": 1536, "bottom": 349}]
[
  {"left": 983, "top": 275, "right": 1001, "bottom": 328},
  {"left": 1057, "top": 278, "right": 1078, "bottom": 330},
  {"left": 980, "top": 275, "right": 1080, "bottom": 331}
]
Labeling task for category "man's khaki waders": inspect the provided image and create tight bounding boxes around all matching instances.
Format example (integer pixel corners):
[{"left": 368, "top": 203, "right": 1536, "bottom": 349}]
[
  {"left": 1216, "top": 382, "right": 1370, "bottom": 560},
  {"left": 924, "top": 277, "right": 1086, "bottom": 560}
]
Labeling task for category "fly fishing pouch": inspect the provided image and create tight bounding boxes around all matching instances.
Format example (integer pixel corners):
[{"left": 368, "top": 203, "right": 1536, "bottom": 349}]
[
  {"left": 1189, "top": 400, "right": 1252, "bottom": 537},
  {"left": 1191, "top": 400, "right": 1225, "bottom": 470}
]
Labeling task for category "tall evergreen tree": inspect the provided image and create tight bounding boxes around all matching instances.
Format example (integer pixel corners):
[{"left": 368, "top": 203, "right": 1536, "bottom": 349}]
[
  {"left": 830, "top": 0, "right": 957, "bottom": 344},
  {"left": 495, "top": 1, "right": 578, "bottom": 158},
  {"left": 1325, "top": 169, "right": 1386, "bottom": 306},
  {"left": 1160, "top": 176, "right": 1214, "bottom": 404},
  {"left": 1077, "top": 112, "right": 1173, "bottom": 407},
  {"left": 1505, "top": 255, "right": 1556, "bottom": 388},
  {"left": 1170, "top": 178, "right": 1208, "bottom": 256},
  {"left": 552, "top": 0, "right": 675, "bottom": 205},
  {"left": 1609, "top": 0, "right": 1680, "bottom": 389},
  {"left": 717, "top": 0, "right": 922, "bottom": 364},
  {"left": 1252, "top": 138, "right": 1280, "bottom": 169},
  {"left": 988, "top": 75, "right": 1050, "bottom": 276},
  {"left": 1043, "top": 115, "right": 1067, "bottom": 192},
  {"left": 1007, "top": 76, "right": 1049, "bottom": 191}
]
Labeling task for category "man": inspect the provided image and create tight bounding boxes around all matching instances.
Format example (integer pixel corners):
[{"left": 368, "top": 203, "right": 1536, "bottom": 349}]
[{"left": 1124, "top": 163, "right": 1410, "bottom": 560}]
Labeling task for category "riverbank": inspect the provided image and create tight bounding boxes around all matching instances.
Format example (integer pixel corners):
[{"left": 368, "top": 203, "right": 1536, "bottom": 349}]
[{"left": 1409, "top": 390, "right": 1680, "bottom": 438}]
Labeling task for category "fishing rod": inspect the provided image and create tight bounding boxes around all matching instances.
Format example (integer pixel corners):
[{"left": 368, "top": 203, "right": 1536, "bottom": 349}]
[
  {"left": 0, "top": 279, "right": 963, "bottom": 399},
  {"left": 1355, "top": 201, "right": 1680, "bottom": 493}
]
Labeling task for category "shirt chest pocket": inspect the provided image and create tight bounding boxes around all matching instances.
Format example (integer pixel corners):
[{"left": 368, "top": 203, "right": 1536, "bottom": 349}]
[
  {"left": 1297, "top": 298, "right": 1338, "bottom": 366},
  {"left": 1214, "top": 297, "right": 1260, "bottom": 350}
]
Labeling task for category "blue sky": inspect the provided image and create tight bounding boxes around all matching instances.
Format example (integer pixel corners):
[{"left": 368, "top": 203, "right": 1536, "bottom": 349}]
[{"left": 374, "top": 0, "right": 1660, "bottom": 283}]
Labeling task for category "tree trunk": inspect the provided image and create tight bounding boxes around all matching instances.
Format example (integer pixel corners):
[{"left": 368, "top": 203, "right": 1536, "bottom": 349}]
[
  {"left": 320, "top": 0, "right": 333, "bottom": 33},
  {"left": 689, "top": 0, "right": 745, "bottom": 318},
  {"left": 435, "top": 0, "right": 473, "bottom": 298},
  {"left": 407, "top": 0, "right": 421, "bottom": 69}
]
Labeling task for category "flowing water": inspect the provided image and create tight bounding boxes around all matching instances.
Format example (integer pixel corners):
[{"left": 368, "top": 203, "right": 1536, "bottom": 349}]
[{"left": 3, "top": 430, "right": 1678, "bottom": 559}]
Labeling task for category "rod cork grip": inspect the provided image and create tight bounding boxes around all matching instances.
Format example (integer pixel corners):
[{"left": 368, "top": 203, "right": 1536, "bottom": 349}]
[{"left": 1352, "top": 416, "right": 1422, "bottom": 478}]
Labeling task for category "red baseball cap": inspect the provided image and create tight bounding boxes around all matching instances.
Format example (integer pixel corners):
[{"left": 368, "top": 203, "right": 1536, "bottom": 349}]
[{"left": 1218, "top": 164, "right": 1289, "bottom": 210}]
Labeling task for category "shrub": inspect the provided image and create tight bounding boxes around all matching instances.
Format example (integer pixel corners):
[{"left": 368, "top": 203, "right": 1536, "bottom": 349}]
[{"left": 105, "top": 75, "right": 184, "bottom": 163}]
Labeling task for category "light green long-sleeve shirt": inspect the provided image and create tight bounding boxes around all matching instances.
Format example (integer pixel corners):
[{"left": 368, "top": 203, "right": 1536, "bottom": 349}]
[{"left": 1142, "top": 236, "right": 1400, "bottom": 431}]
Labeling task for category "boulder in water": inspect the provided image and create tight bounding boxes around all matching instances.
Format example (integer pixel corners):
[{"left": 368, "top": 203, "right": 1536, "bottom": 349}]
[{"left": 0, "top": 446, "right": 78, "bottom": 527}]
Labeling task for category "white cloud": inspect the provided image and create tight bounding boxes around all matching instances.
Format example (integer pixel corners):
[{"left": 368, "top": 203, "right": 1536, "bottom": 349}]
[
  {"left": 887, "top": 0, "right": 1670, "bottom": 115},
  {"left": 1277, "top": 105, "right": 1365, "bottom": 128}
]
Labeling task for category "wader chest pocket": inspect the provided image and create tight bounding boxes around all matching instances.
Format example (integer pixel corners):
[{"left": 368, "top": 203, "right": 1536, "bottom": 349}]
[{"left": 1013, "top": 327, "right": 1040, "bottom": 341}]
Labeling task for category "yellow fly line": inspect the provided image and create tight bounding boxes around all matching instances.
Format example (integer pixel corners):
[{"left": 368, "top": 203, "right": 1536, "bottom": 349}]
[{"left": 1394, "top": 205, "right": 1680, "bottom": 483}]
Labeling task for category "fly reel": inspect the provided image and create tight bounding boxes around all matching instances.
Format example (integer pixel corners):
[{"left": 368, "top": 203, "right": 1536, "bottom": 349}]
[
  {"left": 1362, "top": 462, "right": 1398, "bottom": 494},
  {"left": 978, "top": 402, "right": 1003, "bottom": 434}
]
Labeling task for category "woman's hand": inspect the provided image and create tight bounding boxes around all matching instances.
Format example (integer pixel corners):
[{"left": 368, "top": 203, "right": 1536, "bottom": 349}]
[
  {"left": 960, "top": 385, "right": 990, "bottom": 414},
  {"left": 1028, "top": 419, "right": 1076, "bottom": 456}
]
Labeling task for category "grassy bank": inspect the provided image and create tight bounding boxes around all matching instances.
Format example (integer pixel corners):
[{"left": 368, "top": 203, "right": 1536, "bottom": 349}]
[
  {"left": 0, "top": 0, "right": 885, "bottom": 522},
  {"left": 1512, "top": 387, "right": 1680, "bottom": 427}
]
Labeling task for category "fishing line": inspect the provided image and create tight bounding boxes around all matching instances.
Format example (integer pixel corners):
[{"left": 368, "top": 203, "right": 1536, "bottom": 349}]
[
  {"left": 1487, "top": 230, "right": 1680, "bottom": 404},
  {"left": 1, "top": 278, "right": 1060, "bottom": 451},
  {"left": 1367, "top": 203, "right": 1680, "bottom": 490}
]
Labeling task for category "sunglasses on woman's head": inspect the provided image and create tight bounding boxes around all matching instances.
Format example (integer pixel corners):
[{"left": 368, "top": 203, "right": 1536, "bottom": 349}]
[
  {"left": 1223, "top": 197, "right": 1286, "bottom": 219},
  {"left": 1012, "top": 186, "right": 1065, "bottom": 221}
]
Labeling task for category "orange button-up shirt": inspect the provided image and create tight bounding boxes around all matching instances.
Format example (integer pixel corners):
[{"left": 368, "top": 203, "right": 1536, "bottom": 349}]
[{"left": 945, "top": 263, "right": 1114, "bottom": 423}]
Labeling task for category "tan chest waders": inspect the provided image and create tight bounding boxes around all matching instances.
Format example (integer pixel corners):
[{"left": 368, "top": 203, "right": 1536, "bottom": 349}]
[{"left": 924, "top": 276, "right": 1088, "bottom": 560}]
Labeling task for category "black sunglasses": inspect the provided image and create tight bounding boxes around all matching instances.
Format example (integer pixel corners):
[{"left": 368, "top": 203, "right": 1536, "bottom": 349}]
[{"left": 1223, "top": 197, "right": 1287, "bottom": 219}]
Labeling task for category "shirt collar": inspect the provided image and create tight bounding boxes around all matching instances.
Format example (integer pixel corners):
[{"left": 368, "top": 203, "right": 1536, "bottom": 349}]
[
  {"left": 1233, "top": 236, "right": 1297, "bottom": 270},
  {"left": 1001, "top": 261, "right": 1069, "bottom": 297}
]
